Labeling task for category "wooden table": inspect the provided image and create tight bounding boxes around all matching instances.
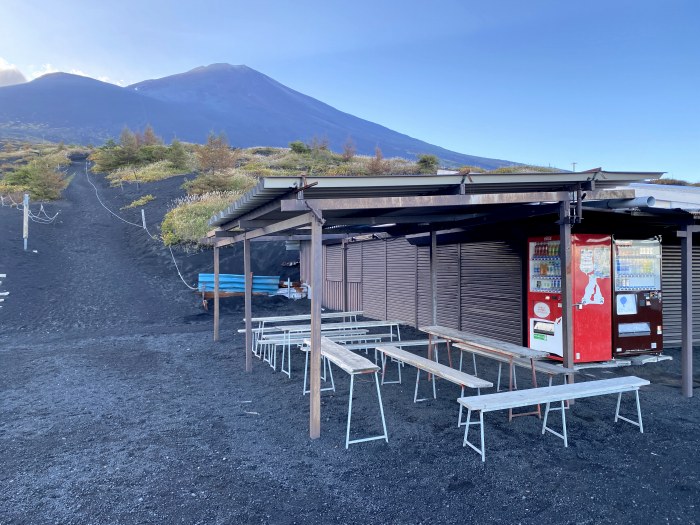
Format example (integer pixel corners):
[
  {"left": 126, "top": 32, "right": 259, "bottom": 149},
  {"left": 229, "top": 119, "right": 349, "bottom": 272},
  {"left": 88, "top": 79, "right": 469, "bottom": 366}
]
[{"left": 420, "top": 325, "right": 550, "bottom": 419}]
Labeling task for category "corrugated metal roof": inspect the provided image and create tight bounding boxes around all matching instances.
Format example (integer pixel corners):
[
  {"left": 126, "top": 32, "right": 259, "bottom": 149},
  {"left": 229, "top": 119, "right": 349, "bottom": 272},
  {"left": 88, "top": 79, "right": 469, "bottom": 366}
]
[{"left": 209, "top": 171, "right": 663, "bottom": 228}]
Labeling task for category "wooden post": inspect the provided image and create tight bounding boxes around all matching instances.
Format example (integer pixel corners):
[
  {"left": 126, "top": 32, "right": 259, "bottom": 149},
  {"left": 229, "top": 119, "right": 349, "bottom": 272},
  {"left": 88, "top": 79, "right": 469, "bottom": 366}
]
[
  {"left": 680, "top": 227, "right": 694, "bottom": 397},
  {"left": 430, "top": 230, "right": 438, "bottom": 324},
  {"left": 244, "top": 237, "right": 253, "bottom": 373},
  {"left": 213, "top": 245, "right": 220, "bottom": 341},
  {"left": 310, "top": 215, "right": 323, "bottom": 439},
  {"left": 559, "top": 198, "right": 575, "bottom": 380},
  {"left": 23, "top": 193, "right": 29, "bottom": 251},
  {"left": 342, "top": 240, "right": 349, "bottom": 312}
]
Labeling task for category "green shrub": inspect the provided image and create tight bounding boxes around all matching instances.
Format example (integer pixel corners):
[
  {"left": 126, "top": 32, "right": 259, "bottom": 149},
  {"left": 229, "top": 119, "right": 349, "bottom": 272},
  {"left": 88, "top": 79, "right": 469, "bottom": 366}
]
[
  {"left": 289, "top": 141, "right": 310, "bottom": 154},
  {"left": 121, "top": 194, "right": 155, "bottom": 210},
  {"left": 182, "top": 169, "right": 257, "bottom": 195},
  {"left": 161, "top": 192, "right": 241, "bottom": 245},
  {"left": 417, "top": 154, "right": 439, "bottom": 173}
]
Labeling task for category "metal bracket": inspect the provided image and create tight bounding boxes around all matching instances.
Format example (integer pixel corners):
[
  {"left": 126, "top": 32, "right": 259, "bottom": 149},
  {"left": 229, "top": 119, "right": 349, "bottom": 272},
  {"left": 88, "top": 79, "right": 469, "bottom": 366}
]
[{"left": 305, "top": 201, "right": 325, "bottom": 226}]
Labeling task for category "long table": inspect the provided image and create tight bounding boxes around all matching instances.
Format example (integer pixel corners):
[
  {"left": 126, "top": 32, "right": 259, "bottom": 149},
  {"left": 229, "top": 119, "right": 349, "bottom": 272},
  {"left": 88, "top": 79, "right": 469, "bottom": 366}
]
[
  {"left": 240, "top": 311, "right": 363, "bottom": 355},
  {"left": 420, "top": 325, "right": 550, "bottom": 419}
]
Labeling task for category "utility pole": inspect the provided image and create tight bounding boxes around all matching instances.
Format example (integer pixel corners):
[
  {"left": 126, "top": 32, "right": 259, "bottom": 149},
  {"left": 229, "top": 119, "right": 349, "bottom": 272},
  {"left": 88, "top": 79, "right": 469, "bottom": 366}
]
[{"left": 571, "top": 162, "right": 577, "bottom": 173}]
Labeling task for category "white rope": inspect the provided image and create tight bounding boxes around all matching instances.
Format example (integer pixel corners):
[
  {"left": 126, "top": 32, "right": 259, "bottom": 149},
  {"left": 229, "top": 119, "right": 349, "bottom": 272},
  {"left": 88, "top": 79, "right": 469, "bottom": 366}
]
[
  {"left": 84, "top": 164, "right": 143, "bottom": 228},
  {"left": 85, "top": 163, "right": 197, "bottom": 291}
]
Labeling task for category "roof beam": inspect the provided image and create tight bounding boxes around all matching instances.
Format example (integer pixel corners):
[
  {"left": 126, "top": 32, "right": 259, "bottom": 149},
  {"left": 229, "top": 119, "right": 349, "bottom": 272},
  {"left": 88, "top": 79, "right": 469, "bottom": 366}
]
[
  {"left": 280, "top": 192, "right": 572, "bottom": 212},
  {"left": 215, "top": 213, "right": 313, "bottom": 247}
]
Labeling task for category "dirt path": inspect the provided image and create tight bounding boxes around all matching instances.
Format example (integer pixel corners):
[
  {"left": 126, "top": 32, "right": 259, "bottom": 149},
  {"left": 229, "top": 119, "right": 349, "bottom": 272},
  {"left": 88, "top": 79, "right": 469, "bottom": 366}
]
[{"left": 0, "top": 162, "right": 198, "bottom": 334}]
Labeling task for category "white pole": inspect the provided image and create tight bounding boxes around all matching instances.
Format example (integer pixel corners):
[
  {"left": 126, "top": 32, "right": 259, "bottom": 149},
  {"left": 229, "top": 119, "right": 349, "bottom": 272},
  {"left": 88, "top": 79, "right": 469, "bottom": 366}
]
[
  {"left": 141, "top": 209, "right": 147, "bottom": 229},
  {"left": 23, "top": 193, "right": 29, "bottom": 251}
]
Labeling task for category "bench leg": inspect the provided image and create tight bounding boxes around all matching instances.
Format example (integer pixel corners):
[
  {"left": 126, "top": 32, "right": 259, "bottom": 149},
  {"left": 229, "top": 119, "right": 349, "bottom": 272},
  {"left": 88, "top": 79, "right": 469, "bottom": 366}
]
[
  {"left": 345, "top": 374, "right": 354, "bottom": 449},
  {"left": 346, "top": 372, "right": 389, "bottom": 448},
  {"left": 380, "top": 353, "right": 402, "bottom": 385},
  {"left": 413, "top": 368, "right": 437, "bottom": 403},
  {"left": 542, "top": 400, "right": 568, "bottom": 447},
  {"left": 614, "top": 390, "right": 644, "bottom": 433},
  {"left": 462, "top": 408, "right": 486, "bottom": 462},
  {"left": 375, "top": 371, "right": 389, "bottom": 444}
]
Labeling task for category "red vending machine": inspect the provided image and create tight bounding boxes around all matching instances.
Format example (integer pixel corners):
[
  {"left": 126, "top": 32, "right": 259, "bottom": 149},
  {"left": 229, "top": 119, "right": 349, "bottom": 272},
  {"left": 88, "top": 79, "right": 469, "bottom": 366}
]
[
  {"left": 612, "top": 237, "right": 663, "bottom": 356},
  {"left": 528, "top": 234, "right": 613, "bottom": 363}
]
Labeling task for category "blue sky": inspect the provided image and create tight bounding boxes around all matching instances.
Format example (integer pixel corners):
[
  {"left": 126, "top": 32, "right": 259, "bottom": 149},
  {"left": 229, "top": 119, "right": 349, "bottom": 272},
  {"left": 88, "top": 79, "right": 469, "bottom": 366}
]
[{"left": 1, "top": 0, "right": 698, "bottom": 180}]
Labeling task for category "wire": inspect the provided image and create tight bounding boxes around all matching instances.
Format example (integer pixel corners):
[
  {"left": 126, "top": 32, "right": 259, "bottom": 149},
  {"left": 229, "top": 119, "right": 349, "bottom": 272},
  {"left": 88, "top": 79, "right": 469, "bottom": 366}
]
[
  {"left": 84, "top": 163, "right": 143, "bottom": 228},
  {"left": 84, "top": 162, "right": 197, "bottom": 291}
]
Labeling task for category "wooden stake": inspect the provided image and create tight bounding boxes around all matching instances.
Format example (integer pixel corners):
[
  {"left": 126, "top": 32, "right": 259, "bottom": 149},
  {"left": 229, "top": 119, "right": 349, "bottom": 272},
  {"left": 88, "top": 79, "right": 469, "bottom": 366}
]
[
  {"left": 310, "top": 215, "right": 323, "bottom": 439},
  {"left": 214, "top": 245, "right": 220, "bottom": 341},
  {"left": 23, "top": 193, "right": 29, "bottom": 251},
  {"left": 244, "top": 238, "right": 253, "bottom": 373}
]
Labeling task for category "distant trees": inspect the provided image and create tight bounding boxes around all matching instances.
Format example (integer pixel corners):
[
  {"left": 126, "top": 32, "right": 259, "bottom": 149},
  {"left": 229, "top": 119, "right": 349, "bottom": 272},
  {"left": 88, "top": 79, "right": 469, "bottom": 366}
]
[
  {"left": 197, "top": 132, "right": 236, "bottom": 174},
  {"left": 367, "top": 146, "right": 386, "bottom": 175},
  {"left": 342, "top": 137, "right": 356, "bottom": 161},
  {"left": 289, "top": 140, "right": 310, "bottom": 154},
  {"left": 90, "top": 125, "right": 194, "bottom": 176}
]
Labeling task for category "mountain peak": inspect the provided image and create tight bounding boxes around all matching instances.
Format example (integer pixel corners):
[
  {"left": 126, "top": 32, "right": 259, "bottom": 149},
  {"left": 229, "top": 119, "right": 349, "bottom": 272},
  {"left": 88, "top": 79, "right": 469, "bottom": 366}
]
[{"left": 187, "top": 63, "right": 252, "bottom": 74}]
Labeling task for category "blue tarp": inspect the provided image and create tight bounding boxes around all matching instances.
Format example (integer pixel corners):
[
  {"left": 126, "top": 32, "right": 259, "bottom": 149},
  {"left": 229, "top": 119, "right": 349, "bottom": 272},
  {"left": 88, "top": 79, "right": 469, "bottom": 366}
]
[{"left": 197, "top": 274, "right": 280, "bottom": 295}]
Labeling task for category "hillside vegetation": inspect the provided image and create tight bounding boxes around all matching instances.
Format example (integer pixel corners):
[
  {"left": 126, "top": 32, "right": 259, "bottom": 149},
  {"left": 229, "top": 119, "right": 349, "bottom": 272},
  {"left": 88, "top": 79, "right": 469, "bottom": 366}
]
[
  {"left": 0, "top": 140, "right": 89, "bottom": 200},
  {"left": 4, "top": 132, "right": 587, "bottom": 247}
]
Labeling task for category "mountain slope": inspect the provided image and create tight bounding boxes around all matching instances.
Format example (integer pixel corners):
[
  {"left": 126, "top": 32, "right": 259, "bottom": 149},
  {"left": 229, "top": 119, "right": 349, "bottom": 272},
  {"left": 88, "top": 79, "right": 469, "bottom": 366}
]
[
  {"left": 0, "top": 73, "right": 216, "bottom": 144},
  {"left": 0, "top": 65, "right": 516, "bottom": 169},
  {"left": 130, "top": 64, "right": 513, "bottom": 168}
]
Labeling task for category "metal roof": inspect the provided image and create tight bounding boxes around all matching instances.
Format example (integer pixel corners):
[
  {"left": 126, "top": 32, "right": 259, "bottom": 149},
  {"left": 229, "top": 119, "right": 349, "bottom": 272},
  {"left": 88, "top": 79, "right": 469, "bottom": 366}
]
[{"left": 209, "top": 171, "right": 663, "bottom": 228}]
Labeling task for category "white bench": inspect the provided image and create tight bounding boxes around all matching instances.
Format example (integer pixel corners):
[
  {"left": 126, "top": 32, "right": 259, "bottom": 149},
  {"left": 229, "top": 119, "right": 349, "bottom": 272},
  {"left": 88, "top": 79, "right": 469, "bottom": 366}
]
[
  {"left": 376, "top": 345, "right": 492, "bottom": 426},
  {"left": 263, "top": 329, "right": 374, "bottom": 377},
  {"left": 457, "top": 376, "right": 650, "bottom": 462},
  {"left": 304, "top": 337, "right": 389, "bottom": 449},
  {"left": 454, "top": 342, "right": 576, "bottom": 391}
]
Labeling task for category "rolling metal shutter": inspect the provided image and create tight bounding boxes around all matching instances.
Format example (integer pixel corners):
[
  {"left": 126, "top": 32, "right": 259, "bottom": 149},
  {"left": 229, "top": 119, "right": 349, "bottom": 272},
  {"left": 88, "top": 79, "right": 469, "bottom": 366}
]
[
  {"left": 346, "top": 242, "right": 363, "bottom": 312},
  {"left": 323, "top": 244, "right": 343, "bottom": 310},
  {"left": 460, "top": 241, "right": 524, "bottom": 345},
  {"left": 386, "top": 238, "right": 418, "bottom": 326},
  {"left": 436, "top": 244, "right": 460, "bottom": 329},
  {"left": 361, "top": 239, "right": 387, "bottom": 320},
  {"left": 661, "top": 245, "right": 700, "bottom": 346},
  {"left": 416, "top": 245, "right": 433, "bottom": 328}
]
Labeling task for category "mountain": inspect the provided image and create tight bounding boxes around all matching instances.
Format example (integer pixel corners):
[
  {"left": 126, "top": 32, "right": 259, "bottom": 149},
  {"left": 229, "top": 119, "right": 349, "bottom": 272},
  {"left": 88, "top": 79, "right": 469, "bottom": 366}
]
[
  {"left": 0, "top": 64, "right": 515, "bottom": 168},
  {"left": 0, "top": 73, "right": 215, "bottom": 144}
]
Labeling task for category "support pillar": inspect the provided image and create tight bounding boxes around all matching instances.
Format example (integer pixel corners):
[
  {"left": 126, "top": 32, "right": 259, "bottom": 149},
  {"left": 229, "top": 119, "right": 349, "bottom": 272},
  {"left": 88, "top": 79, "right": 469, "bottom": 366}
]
[
  {"left": 342, "top": 240, "right": 349, "bottom": 312},
  {"left": 310, "top": 215, "right": 323, "bottom": 438},
  {"left": 214, "top": 245, "right": 220, "bottom": 342},
  {"left": 680, "top": 227, "right": 694, "bottom": 397},
  {"left": 559, "top": 198, "right": 574, "bottom": 379},
  {"left": 244, "top": 237, "right": 253, "bottom": 373},
  {"left": 430, "top": 230, "right": 438, "bottom": 324}
]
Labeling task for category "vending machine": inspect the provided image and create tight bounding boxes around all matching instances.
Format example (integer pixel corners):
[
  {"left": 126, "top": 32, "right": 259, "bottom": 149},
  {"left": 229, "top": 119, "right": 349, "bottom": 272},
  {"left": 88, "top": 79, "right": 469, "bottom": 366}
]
[
  {"left": 612, "top": 237, "right": 663, "bottom": 356},
  {"left": 527, "top": 234, "right": 613, "bottom": 363}
]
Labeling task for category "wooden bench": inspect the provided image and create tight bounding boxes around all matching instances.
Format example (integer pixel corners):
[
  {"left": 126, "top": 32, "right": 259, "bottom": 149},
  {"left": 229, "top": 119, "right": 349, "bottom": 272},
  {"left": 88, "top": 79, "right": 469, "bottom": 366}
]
[
  {"left": 260, "top": 329, "right": 371, "bottom": 376},
  {"left": 457, "top": 376, "right": 650, "bottom": 461},
  {"left": 454, "top": 342, "right": 575, "bottom": 391},
  {"left": 303, "top": 337, "right": 388, "bottom": 448},
  {"left": 376, "top": 345, "right": 492, "bottom": 427}
]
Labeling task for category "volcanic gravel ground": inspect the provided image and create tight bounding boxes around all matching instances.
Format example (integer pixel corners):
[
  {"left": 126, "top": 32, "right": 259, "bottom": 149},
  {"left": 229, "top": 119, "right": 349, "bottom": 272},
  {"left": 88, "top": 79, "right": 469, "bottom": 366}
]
[{"left": 1, "top": 162, "right": 699, "bottom": 524}]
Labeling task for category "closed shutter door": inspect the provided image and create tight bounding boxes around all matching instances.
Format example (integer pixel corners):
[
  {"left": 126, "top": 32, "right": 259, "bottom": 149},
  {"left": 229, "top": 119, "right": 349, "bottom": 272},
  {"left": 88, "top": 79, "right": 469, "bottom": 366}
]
[
  {"left": 347, "top": 242, "right": 363, "bottom": 311},
  {"left": 661, "top": 245, "right": 700, "bottom": 346},
  {"left": 323, "top": 244, "right": 343, "bottom": 310},
  {"left": 460, "top": 241, "right": 524, "bottom": 345},
  {"left": 362, "top": 240, "right": 387, "bottom": 320},
  {"left": 436, "top": 244, "right": 460, "bottom": 329},
  {"left": 387, "top": 238, "right": 418, "bottom": 326},
  {"left": 416, "top": 245, "right": 432, "bottom": 328}
]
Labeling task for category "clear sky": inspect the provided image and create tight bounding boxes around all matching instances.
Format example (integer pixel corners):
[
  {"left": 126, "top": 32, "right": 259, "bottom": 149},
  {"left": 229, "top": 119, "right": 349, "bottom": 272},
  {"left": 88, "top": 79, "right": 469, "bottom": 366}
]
[{"left": 1, "top": 0, "right": 698, "bottom": 180}]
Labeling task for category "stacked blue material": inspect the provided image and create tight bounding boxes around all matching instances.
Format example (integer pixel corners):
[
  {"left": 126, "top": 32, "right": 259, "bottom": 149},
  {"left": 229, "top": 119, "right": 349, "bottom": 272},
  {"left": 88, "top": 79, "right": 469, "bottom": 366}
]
[{"left": 197, "top": 274, "right": 280, "bottom": 295}]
